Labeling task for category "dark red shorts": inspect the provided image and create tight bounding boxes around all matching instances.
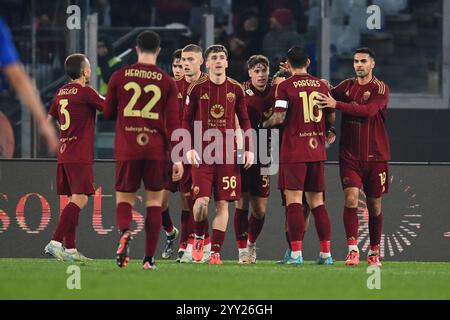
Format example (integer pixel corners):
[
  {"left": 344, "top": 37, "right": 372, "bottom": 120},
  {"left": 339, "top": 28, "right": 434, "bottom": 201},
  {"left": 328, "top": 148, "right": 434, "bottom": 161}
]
[
  {"left": 191, "top": 164, "right": 241, "bottom": 201},
  {"left": 57, "top": 163, "right": 95, "bottom": 196},
  {"left": 278, "top": 162, "right": 326, "bottom": 192},
  {"left": 339, "top": 158, "right": 389, "bottom": 198},
  {"left": 178, "top": 164, "right": 192, "bottom": 194},
  {"left": 163, "top": 161, "right": 178, "bottom": 193},
  {"left": 240, "top": 164, "right": 270, "bottom": 198},
  {"left": 115, "top": 160, "right": 165, "bottom": 192}
]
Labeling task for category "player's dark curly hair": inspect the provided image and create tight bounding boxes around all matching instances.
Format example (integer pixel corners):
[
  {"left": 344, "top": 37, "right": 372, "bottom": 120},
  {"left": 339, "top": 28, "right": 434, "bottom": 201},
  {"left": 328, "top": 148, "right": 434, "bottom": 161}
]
[
  {"left": 136, "top": 31, "right": 160, "bottom": 54},
  {"left": 204, "top": 44, "right": 228, "bottom": 60},
  {"left": 355, "top": 47, "right": 375, "bottom": 59},
  {"left": 273, "top": 69, "right": 292, "bottom": 79},
  {"left": 172, "top": 49, "right": 182, "bottom": 63},
  {"left": 286, "top": 46, "right": 308, "bottom": 68}
]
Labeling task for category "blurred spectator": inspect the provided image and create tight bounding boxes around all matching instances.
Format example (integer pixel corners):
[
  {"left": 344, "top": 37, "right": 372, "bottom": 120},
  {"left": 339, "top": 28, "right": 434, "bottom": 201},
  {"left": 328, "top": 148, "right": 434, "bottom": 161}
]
[
  {"left": 154, "top": 0, "right": 192, "bottom": 26},
  {"left": 97, "top": 36, "right": 122, "bottom": 96},
  {"left": 110, "top": 0, "right": 152, "bottom": 26},
  {"left": 262, "top": 0, "right": 307, "bottom": 34},
  {"left": 263, "top": 8, "right": 303, "bottom": 70}
]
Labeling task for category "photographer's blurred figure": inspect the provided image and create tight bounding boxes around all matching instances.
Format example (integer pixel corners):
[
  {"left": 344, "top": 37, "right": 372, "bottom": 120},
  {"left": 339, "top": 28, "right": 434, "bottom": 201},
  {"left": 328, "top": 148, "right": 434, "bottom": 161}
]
[{"left": 97, "top": 35, "right": 122, "bottom": 96}]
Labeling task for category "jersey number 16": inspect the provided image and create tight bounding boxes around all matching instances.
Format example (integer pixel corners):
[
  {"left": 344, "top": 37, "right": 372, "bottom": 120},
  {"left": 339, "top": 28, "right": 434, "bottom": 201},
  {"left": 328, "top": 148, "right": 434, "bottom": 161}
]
[{"left": 299, "top": 91, "right": 322, "bottom": 123}]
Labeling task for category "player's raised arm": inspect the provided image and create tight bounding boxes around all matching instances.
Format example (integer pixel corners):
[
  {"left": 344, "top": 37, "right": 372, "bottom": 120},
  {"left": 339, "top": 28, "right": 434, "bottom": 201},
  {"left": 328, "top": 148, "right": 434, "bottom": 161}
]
[
  {"left": 86, "top": 86, "right": 106, "bottom": 112},
  {"left": 104, "top": 71, "right": 119, "bottom": 119},
  {"left": 317, "top": 86, "right": 389, "bottom": 118},
  {"left": 263, "top": 83, "right": 287, "bottom": 128},
  {"left": 330, "top": 79, "right": 352, "bottom": 102}
]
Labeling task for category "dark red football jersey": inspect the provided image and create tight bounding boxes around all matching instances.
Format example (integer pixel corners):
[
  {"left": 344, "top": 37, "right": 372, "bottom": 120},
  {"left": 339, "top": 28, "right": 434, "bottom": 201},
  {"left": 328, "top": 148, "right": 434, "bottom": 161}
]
[
  {"left": 182, "top": 76, "right": 252, "bottom": 159},
  {"left": 175, "top": 72, "right": 208, "bottom": 123},
  {"left": 332, "top": 76, "right": 390, "bottom": 161},
  {"left": 48, "top": 82, "right": 104, "bottom": 164},
  {"left": 104, "top": 63, "right": 180, "bottom": 161},
  {"left": 243, "top": 80, "right": 275, "bottom": 128},
  {"left": 274, "top": 74, "right": 331, "bottom": 163}
]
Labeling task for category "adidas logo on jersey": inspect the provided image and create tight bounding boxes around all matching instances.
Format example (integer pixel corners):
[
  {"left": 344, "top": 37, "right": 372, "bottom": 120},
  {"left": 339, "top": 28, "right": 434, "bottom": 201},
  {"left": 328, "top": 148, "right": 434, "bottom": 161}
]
[
  {"left": 230, "top": 191, "right": 236, "bottom": 197},
  {"left": 177, "top": 92, "right": 183, "bottom": 99},
  {"left": 200, "top": 93, "right": 210, "bottom": 100},
  {"left": 246, "top": 89, "right": 254, "bottom": 96}
]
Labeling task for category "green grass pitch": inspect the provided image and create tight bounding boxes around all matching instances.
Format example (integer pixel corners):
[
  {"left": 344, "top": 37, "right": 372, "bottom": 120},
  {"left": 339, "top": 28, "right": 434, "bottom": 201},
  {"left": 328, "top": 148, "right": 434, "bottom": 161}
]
[{"left": 0, "top": 259, "right": 449, "bottom": 299}]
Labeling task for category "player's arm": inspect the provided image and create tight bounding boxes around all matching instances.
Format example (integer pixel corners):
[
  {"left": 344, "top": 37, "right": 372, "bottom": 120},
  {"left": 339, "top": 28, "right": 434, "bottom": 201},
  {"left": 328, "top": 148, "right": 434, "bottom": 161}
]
[
  {"left": 86, "top": 86, "right": 106, "bottom": 112},
  {"left": 165, "top": 78, "right": 183, "bottom": 181},
  {"left": 325, "top": 109, "right": 336, "bottom": 145},
  {"left": 47, "top": 98, "right": 59, "bottom": 125},
  {"left": 234, "top": 114, "right": 243, "bottom": 150},
  {"left": 103, "top": 71, "right": 118, "bottom": 119},
  {"left": 4, "top": 64, "right": 58, "bottom": 153},
  {"left": 182, "top": 83, "right": 200, "bottom": 167},
  {"left": 0, "top": 18, "right": 58, "bottom": 153},
  {"left": 234, "top": 86, "right": 254, "bottom": 169},
  {"left": 317, "top": 86, "right": 389, "bottom": 117},
  {"left": 330, "top": 79, "right": 351, "bottom": 102},
  {"left": 263, "top": 83, "right": 287, "bottom": 128}
]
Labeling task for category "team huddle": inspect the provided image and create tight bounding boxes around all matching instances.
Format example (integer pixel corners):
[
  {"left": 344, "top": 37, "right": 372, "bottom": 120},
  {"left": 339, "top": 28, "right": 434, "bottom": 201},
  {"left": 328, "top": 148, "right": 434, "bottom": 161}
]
[{"left": 44, "top": 30, "right": 390, "bottom": 270}]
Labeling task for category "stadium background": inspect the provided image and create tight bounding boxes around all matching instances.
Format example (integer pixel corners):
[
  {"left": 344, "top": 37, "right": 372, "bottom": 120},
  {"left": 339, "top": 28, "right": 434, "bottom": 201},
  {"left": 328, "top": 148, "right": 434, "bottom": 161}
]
[{"left": 0, "top": 0, "right": 449, "bottom": 262}]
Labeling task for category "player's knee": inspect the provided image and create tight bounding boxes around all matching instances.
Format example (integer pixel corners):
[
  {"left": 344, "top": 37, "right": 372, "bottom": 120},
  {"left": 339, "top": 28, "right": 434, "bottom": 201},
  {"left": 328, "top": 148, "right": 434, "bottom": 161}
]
[
  {"left": 252, "top": 202, "right": 266, "bottom": 218},
  {"left": 215, "top": 200, "right": 228, "bottom": 213},
  {"left": 367, "top": 198, "right": 382, "bottom": 216},
  {"left": 72, "top": 194, "right": 88, "bottom": 209},
  {"left": 345, "top": 194, "right": 358, "bottom": 208},
  {"left": 252, "top": 209, "right": 265, "bottom": 219},
  {"left": 195, "top": 197, "right": 209, "bottom": 210},
  {"left": 236, "top": 198, "right": 249, "bottom": 210},
  {"left": 161, "top": 199, "right": 169, "bottom": 211}
]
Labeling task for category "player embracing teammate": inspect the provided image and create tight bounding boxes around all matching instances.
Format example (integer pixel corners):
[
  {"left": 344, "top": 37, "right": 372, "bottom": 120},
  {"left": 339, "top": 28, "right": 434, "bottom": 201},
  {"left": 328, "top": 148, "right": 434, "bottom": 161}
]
[
  {"left": 264, "top": 47, "right": 334, "bottom": 265},
  {"left": 318, "top": 47, "right": 390, "bottom": 267}
]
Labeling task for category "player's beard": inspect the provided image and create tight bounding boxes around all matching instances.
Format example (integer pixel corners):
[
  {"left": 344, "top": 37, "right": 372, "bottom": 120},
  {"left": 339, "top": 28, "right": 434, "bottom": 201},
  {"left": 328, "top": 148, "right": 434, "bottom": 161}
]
[{"left": 356, "top": 70, "right": 368, "bottom": 78}]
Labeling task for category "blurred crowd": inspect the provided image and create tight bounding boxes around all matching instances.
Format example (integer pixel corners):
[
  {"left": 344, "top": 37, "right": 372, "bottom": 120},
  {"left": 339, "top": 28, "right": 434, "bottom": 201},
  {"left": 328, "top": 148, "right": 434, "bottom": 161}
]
[{"left": 0, "top": 0, "right": 310, "bottom": 80}]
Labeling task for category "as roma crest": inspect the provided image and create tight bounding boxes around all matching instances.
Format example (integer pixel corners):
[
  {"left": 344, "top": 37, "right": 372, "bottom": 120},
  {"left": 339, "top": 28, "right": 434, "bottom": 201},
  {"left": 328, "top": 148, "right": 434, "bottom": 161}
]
[
  {"left": 363, "top": 91, "right": 371, "bottom": 101},
  {"left": 227, "top": 92, "right": 235, "bottom": 103}
]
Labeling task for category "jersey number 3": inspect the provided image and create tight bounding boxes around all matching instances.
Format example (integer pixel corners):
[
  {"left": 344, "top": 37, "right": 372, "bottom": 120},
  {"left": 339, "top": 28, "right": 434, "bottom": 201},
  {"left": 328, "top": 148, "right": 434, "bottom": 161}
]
[
  {"left": 123, "top": 81, "right": 161, "bottom": 119},
  {"left": 59, "top": 99, "right": 70, "bottom": 131}
]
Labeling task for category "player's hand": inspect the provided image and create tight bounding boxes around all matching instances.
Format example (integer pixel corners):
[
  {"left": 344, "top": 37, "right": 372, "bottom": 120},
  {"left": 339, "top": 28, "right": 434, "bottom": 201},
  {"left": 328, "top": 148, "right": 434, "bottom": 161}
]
[
  {"left": 243, "top": 151, "right": 254, "bottom": 170},
  {"left": 316, "top": 93, "right": 337, "bottom": 109},
  {"left": 279, "top": 61, "right": 289, "bottom": 71},
  {"left": 186, "top": 149, "right": 200, "bottom": 168},
  {"left": 39, "top": 120, "right": 58, "bottom": 154},
  {"left": 326, "top": 131, "right": 336, "bottom": 145},
  {"left": 172, "top": 162, "right": 184, "bottom": 182}
]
